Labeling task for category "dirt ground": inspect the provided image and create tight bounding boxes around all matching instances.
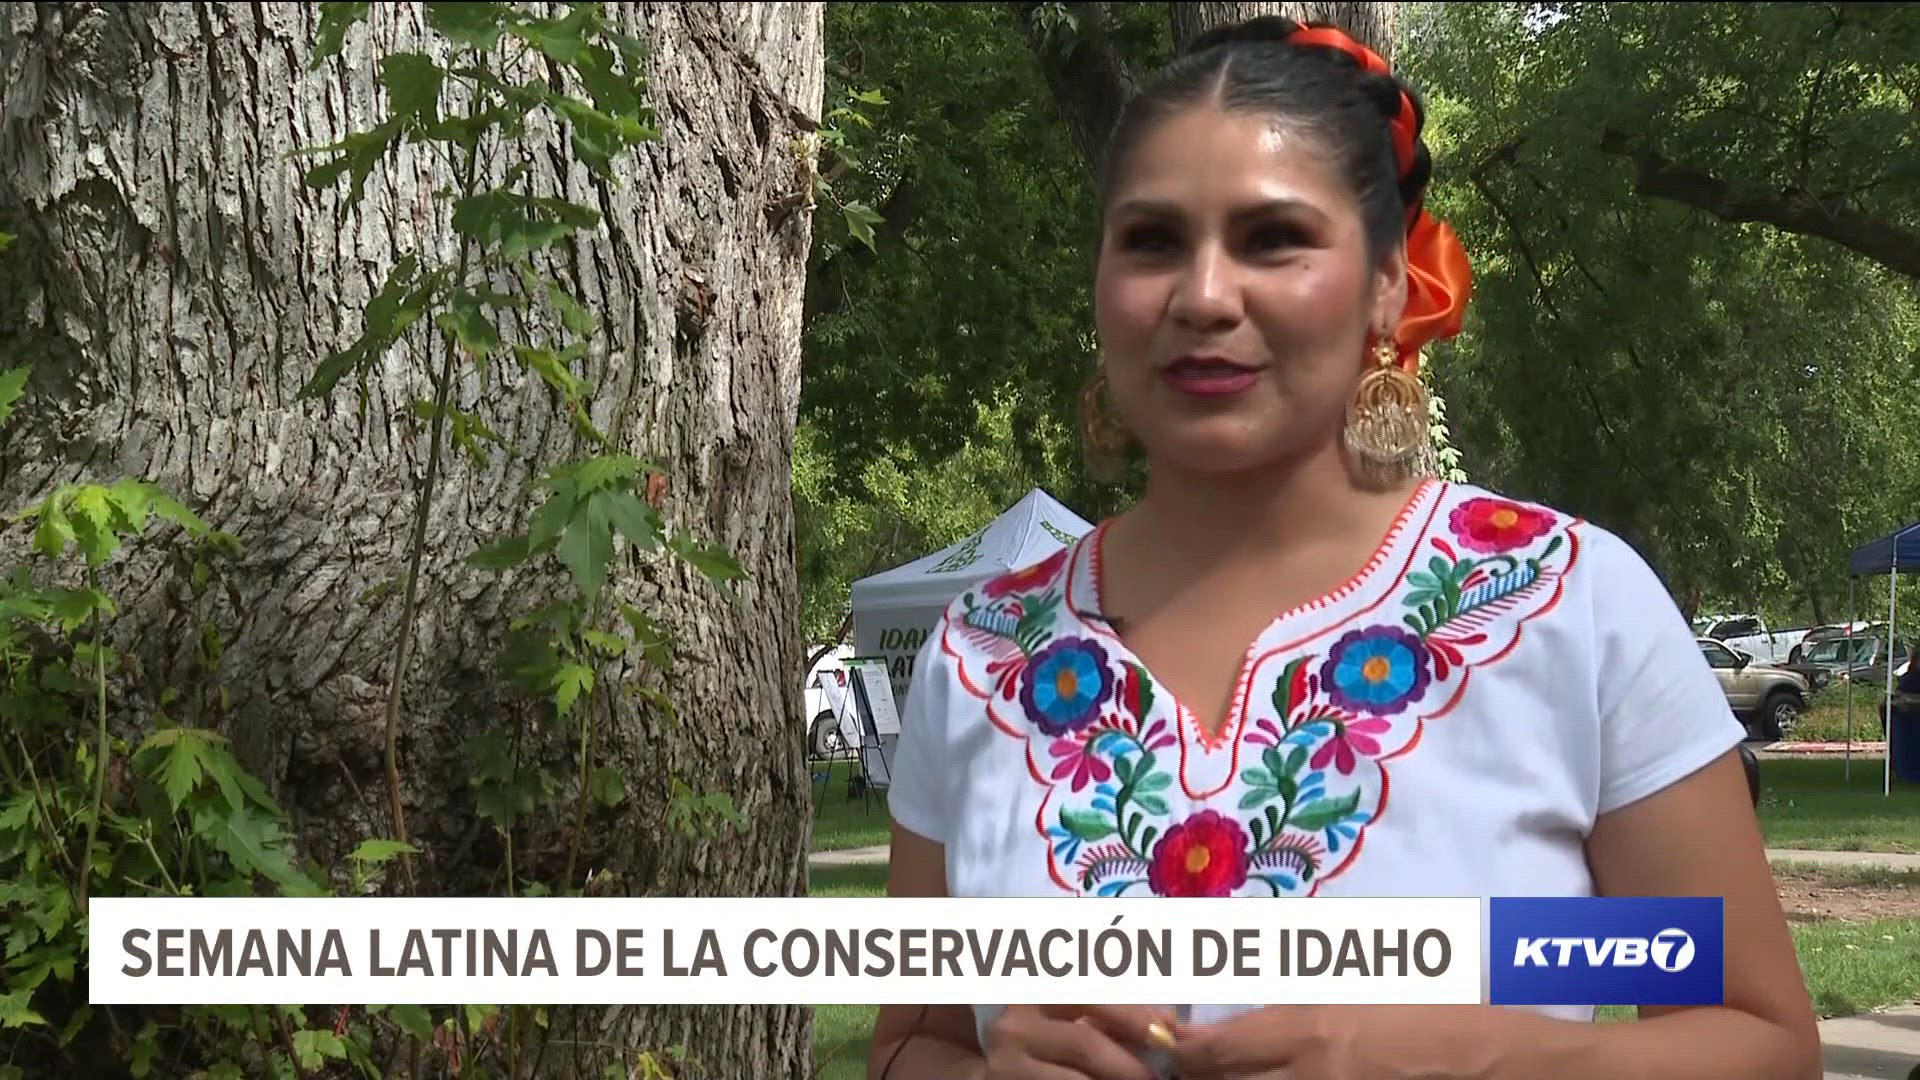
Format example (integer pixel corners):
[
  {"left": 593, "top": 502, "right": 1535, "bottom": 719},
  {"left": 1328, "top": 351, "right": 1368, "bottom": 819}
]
[{"left": 1774, "top": 867, "right": 1920, "bottom": 923}]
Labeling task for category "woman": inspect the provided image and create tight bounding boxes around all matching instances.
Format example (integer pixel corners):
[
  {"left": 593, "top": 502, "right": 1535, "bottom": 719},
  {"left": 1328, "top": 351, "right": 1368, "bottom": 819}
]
[{"left": 869, "top": 16, "right": 1819, "bottom": 1080}]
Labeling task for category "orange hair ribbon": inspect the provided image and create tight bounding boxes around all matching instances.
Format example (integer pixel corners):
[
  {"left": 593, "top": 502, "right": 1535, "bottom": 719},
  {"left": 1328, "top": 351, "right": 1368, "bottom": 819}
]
[{"left": 1287, "top": 23, "right": 1472, "bottom": 372}]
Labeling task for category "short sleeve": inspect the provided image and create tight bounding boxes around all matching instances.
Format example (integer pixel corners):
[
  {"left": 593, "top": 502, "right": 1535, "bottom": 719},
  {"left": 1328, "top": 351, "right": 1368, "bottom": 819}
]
[
  {"left": 885, "top": 610, "right": 963, "bottom": 844},
  {"left": 1589, "top": 530, "right": 1750, "bottom": 814}
]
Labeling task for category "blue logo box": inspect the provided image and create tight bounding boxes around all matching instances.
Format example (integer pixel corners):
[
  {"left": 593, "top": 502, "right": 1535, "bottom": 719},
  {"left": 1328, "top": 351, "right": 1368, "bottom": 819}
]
[{"left": 1488, "top": 897, "right": 1724, "bottom": 1007}]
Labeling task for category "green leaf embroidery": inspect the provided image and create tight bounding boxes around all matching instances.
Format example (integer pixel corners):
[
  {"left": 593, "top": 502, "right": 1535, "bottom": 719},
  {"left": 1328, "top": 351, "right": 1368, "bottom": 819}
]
[
  {"left": 1133, "top": 794, "right": 1169, "bottom": 816},
  {"left": 1239, "top": 766, "right": 1274, "bottom": 788},
  {"left": 1288, "top": 790, "right": 1362, "bottom": 833},
  {"left": 1133, "top": 770, "right": 1171, "bottom": 794},
  {"left": 1060, "top": 806, "right": 1114, "bottom": 841}
]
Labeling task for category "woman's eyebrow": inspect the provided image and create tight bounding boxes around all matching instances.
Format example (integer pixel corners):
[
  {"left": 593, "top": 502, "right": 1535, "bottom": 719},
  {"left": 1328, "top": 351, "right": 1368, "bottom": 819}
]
[{"left": 1110, "top": 196, "right": 1323, "bottom": 222}]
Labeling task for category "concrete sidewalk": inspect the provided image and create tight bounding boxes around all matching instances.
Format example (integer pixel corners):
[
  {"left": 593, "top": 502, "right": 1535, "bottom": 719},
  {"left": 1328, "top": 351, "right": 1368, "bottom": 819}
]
[
  {"left": 1822, "top": 1005, "right": 1920, "bottom": 1080},
  {"left": 1769, "top": 849, "right": 1920, "bottom": 873}
]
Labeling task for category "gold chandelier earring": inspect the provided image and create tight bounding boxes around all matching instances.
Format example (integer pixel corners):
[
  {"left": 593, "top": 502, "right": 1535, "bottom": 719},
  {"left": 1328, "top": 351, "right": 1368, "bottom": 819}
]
[
  {"left": 1080, "top": 368, "right": 1130, "bottom": 482},
  {"left": 1345, "top": 337, "right": 1436, "bottom": 487}
]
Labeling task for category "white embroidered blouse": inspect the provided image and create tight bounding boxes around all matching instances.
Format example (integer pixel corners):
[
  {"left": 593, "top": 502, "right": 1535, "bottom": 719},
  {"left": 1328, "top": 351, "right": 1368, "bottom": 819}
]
[{"left": 886, "top": 480, "right": 1746, "bottom": 1039}]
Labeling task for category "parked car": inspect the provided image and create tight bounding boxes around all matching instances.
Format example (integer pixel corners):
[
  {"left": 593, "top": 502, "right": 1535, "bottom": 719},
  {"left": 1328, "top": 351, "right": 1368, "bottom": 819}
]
[
  {"left": 1697, "top": 637, "right": 1808, "bottom": 741},
  {"left": 1785, "top": 620, "right": 1875, "bottom": 664},
  {"left": 1700, "top": 614, "right": 1813, "bottom": 666},
  {"left": 804, "top": 644, "right": 853, "bottom": 758}
]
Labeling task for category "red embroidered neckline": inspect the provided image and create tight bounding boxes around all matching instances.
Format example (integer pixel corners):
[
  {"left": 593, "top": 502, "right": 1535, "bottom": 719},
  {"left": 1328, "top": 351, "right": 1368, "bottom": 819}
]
[{"left": 1071, "top": 479, "right": 1442, "bottom": 763}]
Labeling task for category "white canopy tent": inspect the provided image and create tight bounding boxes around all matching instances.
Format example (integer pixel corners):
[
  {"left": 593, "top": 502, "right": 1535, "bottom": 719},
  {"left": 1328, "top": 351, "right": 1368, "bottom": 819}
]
[{"left": 849, "top": 488, "right": 1094, "bottom": 711}]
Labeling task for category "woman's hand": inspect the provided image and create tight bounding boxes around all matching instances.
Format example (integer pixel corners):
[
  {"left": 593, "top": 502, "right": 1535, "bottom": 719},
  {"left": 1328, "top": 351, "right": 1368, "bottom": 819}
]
[
  {"left": 982, "top": 1004, "right": 1180, "bottom": 1080},
  {"left": 1166, "top": 1004, "right": 1513, "bottom": 1080}
]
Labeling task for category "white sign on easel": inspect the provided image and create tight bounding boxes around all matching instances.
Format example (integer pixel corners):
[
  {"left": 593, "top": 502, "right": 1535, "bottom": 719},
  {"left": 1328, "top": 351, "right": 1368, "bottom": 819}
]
[{"left": 847, "top": 656, "right": 900, "bottom": 787}]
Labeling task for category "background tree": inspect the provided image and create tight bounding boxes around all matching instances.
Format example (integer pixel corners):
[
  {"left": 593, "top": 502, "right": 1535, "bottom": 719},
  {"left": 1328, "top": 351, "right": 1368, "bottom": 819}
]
[
  {"left": 0, "top": 2, "right": 822, "bottom": 1075},
  {"left": 1407, "top": 0, "right": 1920, "bottom": 619}
]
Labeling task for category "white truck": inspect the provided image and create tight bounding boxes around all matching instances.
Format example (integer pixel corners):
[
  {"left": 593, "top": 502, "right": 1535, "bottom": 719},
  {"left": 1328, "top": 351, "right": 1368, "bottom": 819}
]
[{"left": 1699, "top": 614, "right": 1812, "bottom": 666}]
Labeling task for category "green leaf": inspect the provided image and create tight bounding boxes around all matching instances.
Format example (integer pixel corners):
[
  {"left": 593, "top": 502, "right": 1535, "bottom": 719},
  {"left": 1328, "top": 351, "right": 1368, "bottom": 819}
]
[
  {"left": 311, "top": 2, "right": 371, "bottom": 68},
  {"left": 301, "top": 119, "right": 403, "bottom": 208},
  {"left": 557, "top": 494, "right": 615, "bottom": 596},
  {"left": 385, "top": 1003, "right": 434, "bottom": 1040},
  {"left": 452, "top": 190, "right": 601, "bottom": 260},
  {"left": 1238, "top": 766, "right": 1274, "bottom": 789},
  {"left": 549, "top": 94, "right": 653, "bottom": 173},
  {"left": 1239, "top": 787, "right": 1272, "bottom": 810},
  {"left": 590, "top": 764, "right": 625, "bottom": 807},
  {"left": 120, "top": 480, "right": 205, "bottom": 535},
  {"left": 468, "top": 533, "right": 532, "bottom": 570},
  {"left": 0, "top": 990, "right": 46, "bottom": 1030},
  {"left": 436, "top": 291, "right": 502, "bottom": 358},
  {"left": 425, "top": 1, "right": 507, "bottom": 50},
  {"left": 155, "top": 729, "right": 214, "bottom": 812},
  {"left": 601, "top": 491, "right": 660, "bottom": 551},
  {"left": 546, "top": 280, "right": 596, "bottom": 338},
  {"left": 669, "top": 534, "right": 747, "bottom": 589},
  {"left": 30, "top": 497, "right": 74, "bottom": 559},
  {"left": 57, "top": 1005, "right": 91, "bottom": 1048},
  {"left": 379, "top": 53, "right": 442, "bottom": 126},
  {"left": 583, "top": 629, "right": 626, "bottom": 657},
  {"left": 1133, "top": 794, "right": 1168, "bottom": 816},
  {"left": 514, "top": 345, "right": 586, "bottom": 400},
  {"left": 0, "top": 367, "right": 30, "bottom": 427},
  {"left": 553, "top": 663, "right": 594, "bottom": 717},
  {"left": 1111, "top": 753, "right": 1134, "bottom": 785},
  {"left": 348, "top": 838, "right": 419, "bottom": 865},
  {"left": 1059, "top": 806, "right": 1114, "bottom": 841},
  {"left": 506, "top": 3, "right": 598, "bottom": 63},
  {"left": 842, "top": 201, "right": 883, "bottom": 250},
  {"left": 291, "top": 1029, "right": 347, "bottom": 1069}
]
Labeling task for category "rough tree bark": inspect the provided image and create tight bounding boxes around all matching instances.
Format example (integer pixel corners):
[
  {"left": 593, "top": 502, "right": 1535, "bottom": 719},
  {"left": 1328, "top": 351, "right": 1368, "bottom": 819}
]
[
  {"left": 1009, "top": 1, "right": 1396, "bottom": 177},
  {"left": 0, "top": 2, "right": 821, "bottom": 1077}
]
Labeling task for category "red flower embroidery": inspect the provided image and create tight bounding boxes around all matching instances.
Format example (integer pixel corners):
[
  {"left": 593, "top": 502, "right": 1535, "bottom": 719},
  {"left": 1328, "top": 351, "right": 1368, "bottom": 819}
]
[
  {"left": 985, "top": 548, "right": 1070, "bottom": 599},
  {"left": 1147, "top": 810, "right": 1249, "bottom": 897},
  {"left": 1047, "top": 735, "right": 1112, "bottom": 792},
  {"left": 1449, "top": 498, "right": 1554, "bottom": 554}
]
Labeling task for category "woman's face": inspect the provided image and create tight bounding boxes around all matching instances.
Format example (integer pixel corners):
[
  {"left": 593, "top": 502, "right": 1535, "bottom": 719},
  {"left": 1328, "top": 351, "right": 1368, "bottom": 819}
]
[{"left": 1094, "top": 106, "right": 1406, "bottom": 478}]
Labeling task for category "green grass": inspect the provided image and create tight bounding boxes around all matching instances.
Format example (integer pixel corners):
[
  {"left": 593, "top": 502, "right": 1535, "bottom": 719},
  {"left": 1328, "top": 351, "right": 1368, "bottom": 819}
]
[
  {"left": 1794, "top": 916, "right": 1920, "bottom": 1017},
  {"left": 808, "top": 759, "right": 895, "bottom": 853},
  {"left": 1755, "top": 757, "right": 1920, "bottom": 853}
]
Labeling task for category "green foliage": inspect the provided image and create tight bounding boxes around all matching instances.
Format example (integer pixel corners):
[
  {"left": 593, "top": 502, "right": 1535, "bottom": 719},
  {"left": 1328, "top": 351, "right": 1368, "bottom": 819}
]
[
  {"left": 805, "top": 2, "right": 1103, "bottom": 504},
  {"left": 1408, "top": 1, "right": 1920, "bottom": 619}
]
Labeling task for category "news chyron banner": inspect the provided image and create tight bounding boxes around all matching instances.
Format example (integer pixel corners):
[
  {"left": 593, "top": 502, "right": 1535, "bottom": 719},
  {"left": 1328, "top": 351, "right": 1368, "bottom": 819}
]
[{"left": 86, "top": 896, "right": 1722, "bottom": 1008}]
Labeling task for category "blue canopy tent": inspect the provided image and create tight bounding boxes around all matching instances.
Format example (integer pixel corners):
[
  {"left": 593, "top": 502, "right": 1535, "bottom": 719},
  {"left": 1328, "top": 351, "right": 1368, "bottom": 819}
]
[{"left": 1843, "top": 522, "right": 1919, "bottom": 794}]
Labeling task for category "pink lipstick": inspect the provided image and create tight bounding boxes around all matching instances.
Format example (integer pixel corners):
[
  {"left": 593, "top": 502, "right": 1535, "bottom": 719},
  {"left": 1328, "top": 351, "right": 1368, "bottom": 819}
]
[{"left": 1161, "top": 355, "right": 1260, "bottom": 397}]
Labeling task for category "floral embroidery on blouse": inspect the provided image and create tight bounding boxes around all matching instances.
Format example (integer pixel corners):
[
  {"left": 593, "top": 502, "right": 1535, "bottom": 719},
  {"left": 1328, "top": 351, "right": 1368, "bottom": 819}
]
[{"left": 940, "top": 485, "right": 1580, "bottom": 898}]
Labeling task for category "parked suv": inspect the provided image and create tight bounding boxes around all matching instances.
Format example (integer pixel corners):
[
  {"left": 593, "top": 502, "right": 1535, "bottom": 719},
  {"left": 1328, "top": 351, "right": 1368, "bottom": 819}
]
[{"left": 1697, "top": 638, "right": 1808, "bottom": 741}]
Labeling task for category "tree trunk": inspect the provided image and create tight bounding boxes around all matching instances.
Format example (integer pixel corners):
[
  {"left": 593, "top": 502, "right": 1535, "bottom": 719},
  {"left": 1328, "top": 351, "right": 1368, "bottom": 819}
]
[
  {"left": 0, "top": 2, "right": 821, "bottom": 1077},
  {"left": 1011, "top": 1, "right": 1397, "bottom": 178},
  {"left": 1169, "top": 1, "right": 1393, "bottom": 53}
]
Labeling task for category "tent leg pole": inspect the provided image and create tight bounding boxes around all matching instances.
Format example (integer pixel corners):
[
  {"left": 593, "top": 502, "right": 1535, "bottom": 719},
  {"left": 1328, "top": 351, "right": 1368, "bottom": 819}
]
[
  {"left": 1888, "top": 567, "right": 1899, "bottom": 798},
  {"left": 1846, "top": 578, "right": 1856, "bottom": 782}
]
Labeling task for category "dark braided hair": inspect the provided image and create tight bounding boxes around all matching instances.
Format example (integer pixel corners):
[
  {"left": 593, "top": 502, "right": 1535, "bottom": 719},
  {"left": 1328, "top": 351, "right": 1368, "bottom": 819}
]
[{"left": 1096, "top": 15, "right": 1432, "bottom": 262}]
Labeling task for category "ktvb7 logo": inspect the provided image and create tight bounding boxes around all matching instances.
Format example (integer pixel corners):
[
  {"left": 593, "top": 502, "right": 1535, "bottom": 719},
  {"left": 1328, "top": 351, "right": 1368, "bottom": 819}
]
[{"left": 1511, "top": 928, "right": 1696, "bottom": 973}]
